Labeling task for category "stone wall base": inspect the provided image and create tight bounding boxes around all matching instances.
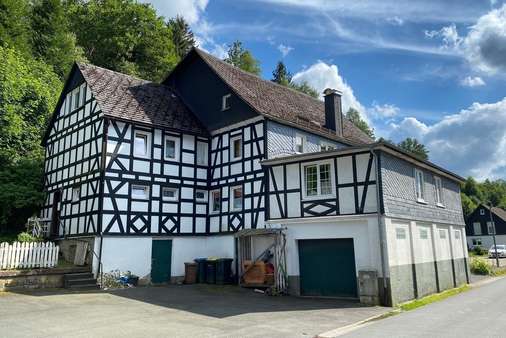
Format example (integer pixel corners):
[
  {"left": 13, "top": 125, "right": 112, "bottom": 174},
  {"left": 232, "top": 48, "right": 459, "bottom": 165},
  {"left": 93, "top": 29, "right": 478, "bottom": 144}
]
[{"left": 0, "top": 267, "right": 90, "bottom": 291}]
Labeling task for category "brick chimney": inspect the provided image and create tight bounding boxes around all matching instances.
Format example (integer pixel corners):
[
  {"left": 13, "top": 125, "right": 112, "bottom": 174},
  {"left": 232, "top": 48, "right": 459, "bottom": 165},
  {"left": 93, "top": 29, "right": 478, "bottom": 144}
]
[{"left": 323, "top": 88, "right": 343, "bottom": 137}]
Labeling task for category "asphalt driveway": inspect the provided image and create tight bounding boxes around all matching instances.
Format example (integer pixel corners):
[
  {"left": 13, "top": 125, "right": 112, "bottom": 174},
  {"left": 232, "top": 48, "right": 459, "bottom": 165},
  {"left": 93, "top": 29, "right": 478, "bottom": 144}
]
[{"left": 0, "top": 284, "right": 389, "bottom": 338}]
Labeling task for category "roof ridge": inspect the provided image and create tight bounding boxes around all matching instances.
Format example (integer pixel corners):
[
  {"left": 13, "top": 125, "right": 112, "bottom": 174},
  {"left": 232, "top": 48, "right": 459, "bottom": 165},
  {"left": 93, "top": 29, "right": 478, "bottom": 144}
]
[{"left": 76, "top": 62, "right": 151, "bottom": 84}]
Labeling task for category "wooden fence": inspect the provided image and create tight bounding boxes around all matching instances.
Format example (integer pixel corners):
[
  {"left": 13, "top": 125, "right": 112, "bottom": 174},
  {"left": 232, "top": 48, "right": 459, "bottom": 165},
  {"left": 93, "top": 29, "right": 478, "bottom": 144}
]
[{"left": 0, "top": 242, "right": 59, "bottom": 269}]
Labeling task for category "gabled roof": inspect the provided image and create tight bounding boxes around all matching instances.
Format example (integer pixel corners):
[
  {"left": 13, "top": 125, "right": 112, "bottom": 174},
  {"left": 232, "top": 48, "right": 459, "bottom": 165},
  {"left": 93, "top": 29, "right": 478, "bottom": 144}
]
[
  {"left": 43, "top": 63, "right": 207, "bottom": 144},
  {"left": 77, "top": 63, "right": 207, "bottom": 135},
  {"left": 479, "top": 204, "right": 506, "bottom": 222},
  {"left": 171, "top": 48, "right": 374, "bottom": 145}
]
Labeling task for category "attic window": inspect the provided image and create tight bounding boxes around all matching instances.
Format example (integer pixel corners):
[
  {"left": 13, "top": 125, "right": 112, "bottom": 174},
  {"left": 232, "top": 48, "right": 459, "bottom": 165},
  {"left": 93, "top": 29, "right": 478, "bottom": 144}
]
[{"left": 222, "top": 94, "right": 231, "bottom": 111}]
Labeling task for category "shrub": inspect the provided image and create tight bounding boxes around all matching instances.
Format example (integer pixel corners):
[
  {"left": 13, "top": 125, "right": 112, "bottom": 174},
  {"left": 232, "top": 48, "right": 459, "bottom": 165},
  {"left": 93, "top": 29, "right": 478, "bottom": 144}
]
[
  {"left": 473, "top": 246, "right": 487, "bottom": 256},
  {"left": 470, "top": 257, "right": 491, "bottom": 275},
  {"left": 16, "top": 231, "right": 42, "bottom": 243}
]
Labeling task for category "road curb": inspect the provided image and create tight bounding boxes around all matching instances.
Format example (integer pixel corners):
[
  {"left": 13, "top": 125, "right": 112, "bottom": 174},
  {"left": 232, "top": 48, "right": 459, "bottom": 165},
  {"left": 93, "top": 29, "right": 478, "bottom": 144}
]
[
  {"left": 316, "top": 309, "right": 400, "bottom": 338},
  {"left": 470, "top": 275, "right": 506, "bottom": 288}
]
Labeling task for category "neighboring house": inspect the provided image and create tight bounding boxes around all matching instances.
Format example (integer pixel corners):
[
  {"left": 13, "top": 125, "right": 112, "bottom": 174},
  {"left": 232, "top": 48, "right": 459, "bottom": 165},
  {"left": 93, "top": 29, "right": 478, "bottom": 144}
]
[
  {"left": 41, "top": 48, "right": 468, "bottom": 306},
  {"left": 465, "top": 204, "right": 506, "bottom": 249}
]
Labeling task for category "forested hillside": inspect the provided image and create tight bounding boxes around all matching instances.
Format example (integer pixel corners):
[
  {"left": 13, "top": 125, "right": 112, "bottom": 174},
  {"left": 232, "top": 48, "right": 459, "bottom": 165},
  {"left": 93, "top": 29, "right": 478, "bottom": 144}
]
[{"left": 0, "top": 0, "right": 504, "bottom": 233}]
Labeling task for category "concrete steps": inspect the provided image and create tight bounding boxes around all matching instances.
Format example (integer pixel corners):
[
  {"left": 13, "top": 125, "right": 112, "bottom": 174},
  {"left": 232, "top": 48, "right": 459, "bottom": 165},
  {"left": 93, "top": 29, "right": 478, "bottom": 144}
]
[{"left": 64, "top": 272, "right": 98, "bottom": 289}]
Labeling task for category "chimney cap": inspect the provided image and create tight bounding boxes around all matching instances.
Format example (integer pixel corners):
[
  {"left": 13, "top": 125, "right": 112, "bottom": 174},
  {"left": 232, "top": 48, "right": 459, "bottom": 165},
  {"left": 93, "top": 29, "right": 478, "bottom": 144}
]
[{"left": 323, "top": 88, "right": 342, "bottom": 96}]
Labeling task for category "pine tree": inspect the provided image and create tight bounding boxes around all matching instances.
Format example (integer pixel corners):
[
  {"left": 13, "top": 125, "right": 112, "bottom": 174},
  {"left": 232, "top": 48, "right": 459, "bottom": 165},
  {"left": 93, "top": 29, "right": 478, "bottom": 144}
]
[
  {"left": 272, "top": 61, "right": 292, "bottom": 85},
  {"left": 168, "top": 15, "right": 196, "bottom": 59},
  {"left": 397, "top": 137, "right": 429, "bottom": 160}
]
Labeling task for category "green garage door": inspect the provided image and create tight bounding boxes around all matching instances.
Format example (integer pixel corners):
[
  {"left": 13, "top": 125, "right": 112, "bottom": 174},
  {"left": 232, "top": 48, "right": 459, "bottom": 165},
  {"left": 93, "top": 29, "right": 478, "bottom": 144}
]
[{"left": 298, "top": 238, "right": 357, "bottom": 297}]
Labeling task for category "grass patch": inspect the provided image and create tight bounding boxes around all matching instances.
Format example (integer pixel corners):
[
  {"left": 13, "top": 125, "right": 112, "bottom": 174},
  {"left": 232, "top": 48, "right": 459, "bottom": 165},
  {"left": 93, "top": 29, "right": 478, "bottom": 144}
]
[{"left": 398, "top": 285, "right": 470, "bottom": 311}]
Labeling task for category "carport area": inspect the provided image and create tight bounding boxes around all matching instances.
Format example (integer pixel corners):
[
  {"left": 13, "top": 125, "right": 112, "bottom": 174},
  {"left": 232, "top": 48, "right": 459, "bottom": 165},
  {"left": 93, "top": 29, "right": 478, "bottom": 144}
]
[{"left": 0, "top": 285, "right": 389, "bottom": 337}]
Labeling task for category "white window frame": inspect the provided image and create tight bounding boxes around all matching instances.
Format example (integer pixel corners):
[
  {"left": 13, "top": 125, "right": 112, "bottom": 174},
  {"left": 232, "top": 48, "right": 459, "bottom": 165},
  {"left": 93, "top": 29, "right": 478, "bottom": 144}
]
[
  {"left": 72, "top": 87, "right": 80, "bottom": 110},
  {"left": 134, "top": 130, "right": 150, "bottom": 158},
  {"left": 161, "top": 187, "right": 179, "bottom": 202},
  {"left": 72, "top": 186, "right": 80, "bottom": 202},
  {"left": 434, "top": 176, "right": 444, "bottom": 207},
  {"left": 196, "top": 141, "right": 208, "bottom": 165},
  {"left": 231, "top": 186, "right": 243, "bottom": 211},
  {"left": 131, "top": 185, "right": 149, "bottom": 200},
  {"left": 302, "top": 160, "right": 335, "bottom": 200},
  {"left": 222, "top": 93, "right": 231, "bottom": 111},
  {"left": 210, "top": 190, "right": 221, "bottom": 214},
  {"left": 414, "top": 168, "right": 426, "bottom": 203},
  {"left": 487, "top": 221, "right": 496, "bottom": 235},
  {"left": 295, "top": 134, "right": 305, "bottom": 153},
  {"left": 319, "top": 141, "right": 336, "bottom": 151},
  {"left": 164, "top": 135, "right": 180, "bottom": 161},
  {"left": 473, "top": 222, "right": 482, "bottom": 235},
  {"left": 455, "top": 229, "right": 461, "bottom": 240},
  {"left": 195, "top": 189, "right": 207, "bottom": 202},
  {"left": 480, "top": 209, "right": 485, "bottom": 215},
  {"left": 230, "top": 135, "right": 242, "bottom": 161}
]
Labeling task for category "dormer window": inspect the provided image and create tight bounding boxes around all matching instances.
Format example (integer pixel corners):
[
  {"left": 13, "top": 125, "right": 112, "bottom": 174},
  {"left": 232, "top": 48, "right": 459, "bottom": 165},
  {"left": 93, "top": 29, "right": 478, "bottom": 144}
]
[{"left": 222, "top": 94, "right": 231, "bottom": 111}]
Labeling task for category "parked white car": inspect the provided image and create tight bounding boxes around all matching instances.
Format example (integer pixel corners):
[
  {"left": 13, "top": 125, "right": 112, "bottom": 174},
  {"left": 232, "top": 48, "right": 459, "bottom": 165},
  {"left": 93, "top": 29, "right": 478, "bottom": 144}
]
[{"left": 488, "top": 245, "right": 506, "bottom": 258}]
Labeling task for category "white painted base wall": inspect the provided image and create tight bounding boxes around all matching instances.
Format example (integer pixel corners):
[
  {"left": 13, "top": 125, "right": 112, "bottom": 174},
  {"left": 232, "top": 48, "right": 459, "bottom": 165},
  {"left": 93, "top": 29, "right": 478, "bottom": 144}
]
[
  {"left": 93, "top": 236, "right": 235, "bottom": 280},
  {"left": 467, "top": 235, "right": 506, "bottom": 250},
  {"left": 271, "top": 215, "right": 382, "bottom": 277}
]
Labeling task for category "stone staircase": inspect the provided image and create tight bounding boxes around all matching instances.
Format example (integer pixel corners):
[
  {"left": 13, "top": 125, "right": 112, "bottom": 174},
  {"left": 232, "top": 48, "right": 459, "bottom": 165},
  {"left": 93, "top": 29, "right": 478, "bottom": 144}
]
[{"left": 63, "top": 272, "right": 98, "bottom": 290}]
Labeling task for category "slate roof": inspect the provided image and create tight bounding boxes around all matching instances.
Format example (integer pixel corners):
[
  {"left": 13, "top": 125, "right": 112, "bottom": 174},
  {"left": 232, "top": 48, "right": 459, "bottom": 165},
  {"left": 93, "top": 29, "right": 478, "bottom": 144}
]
[
  {"left": 482, "top": 204, "right": 506, "bottom": 222},
  {"left": 193, "top": 48, "right": 374, "bottom": 145},
  {"left": 77, "top": 63, "right": 207, "bottom": 135}
]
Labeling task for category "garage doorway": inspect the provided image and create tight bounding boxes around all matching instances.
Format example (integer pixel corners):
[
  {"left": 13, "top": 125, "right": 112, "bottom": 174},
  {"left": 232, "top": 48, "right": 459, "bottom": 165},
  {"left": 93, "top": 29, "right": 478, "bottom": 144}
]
[
  {"left": 298, "top": 238, "right": 357, "bottom": 298},
  {"left": 151, "top": 240, "right": 172, "bottom": 283}
]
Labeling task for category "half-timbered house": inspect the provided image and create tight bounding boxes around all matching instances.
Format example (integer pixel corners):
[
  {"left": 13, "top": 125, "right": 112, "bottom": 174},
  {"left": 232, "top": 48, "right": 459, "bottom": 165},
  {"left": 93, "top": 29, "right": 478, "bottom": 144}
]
[{"left": 41, "top": 48, "right": 469, "bottom": 305}]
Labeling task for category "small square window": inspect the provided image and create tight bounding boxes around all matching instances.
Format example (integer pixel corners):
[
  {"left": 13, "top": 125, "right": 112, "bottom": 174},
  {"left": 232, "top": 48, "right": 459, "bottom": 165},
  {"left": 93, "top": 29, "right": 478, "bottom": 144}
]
[
  {"left": 195, "top": 190, "right": 207, "bottom": 201},
  {"left": 211, "top": 190, "right": 221, "bottom": 213},
  {"left": 439, "top": 229, "right": 446, "bottom": 239},
  {"left": 222, "top": 94, "right": 231, "bottom": 110},
  {"left": 164, "top": 136, "right": 179, "bottom": 161},
  {"left": 396, "top": 228, "right": 406, "bottom": 239},
  {"left": 320, "top": 142, "right": 336, "bottom": 151},
  {"left": 162, "top": 187, "right": 178, "bottom": 201},
  {"left": 72, "top": 186, "right": 80, "bottom": 202},
  {"left": 232, "top": 186, "right": 243, "bottom": 210},
  {"left": 132, "top": 185, "right": 149, "bottom": 199},
  {"left": 419, "top": 228, "right": 428, "bottom": 239},
  {"left": 196, "top": 141, "right": 208, "bottom": 165},
  {"left": 295, "top": 134, "right": 305, "bottom": 153},
  {"left": 480, "top": 209, "right": 485, "bottom": 215},
  {"left": 134, "top": 131, "right": 149, "bottom": 157},
  {"left": 230, "top": 136, "right": 242, "bottom": 160},
  {"left": 455, "top": 230, "right": 461, "bottom": 240}
]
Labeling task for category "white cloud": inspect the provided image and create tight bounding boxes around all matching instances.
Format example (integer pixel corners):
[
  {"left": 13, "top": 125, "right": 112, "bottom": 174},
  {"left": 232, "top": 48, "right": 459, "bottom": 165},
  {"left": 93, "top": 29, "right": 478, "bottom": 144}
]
[
  {"left": 460, "top": 76, "right": 486, "bottom": 87},
  {"left": 369, "top": 103, "right": 400, "bottom": 119},
  {"left": 389, "top": 98, "right": 506, "bottom": 179},
  {"left": 291, "top": 61, "right": 367, "bottom": 121},
  {"left": 143, "top": 0, "right": 209, "bottom": 24},
  {"left": 426, "top": 5, "right": 506, "bottom": 74},
  {"left": 387, "top": 16, "right": 404, "bottom": 26},
  {"left": 277, "top": 44, "right": 294, "bottom": 57}
]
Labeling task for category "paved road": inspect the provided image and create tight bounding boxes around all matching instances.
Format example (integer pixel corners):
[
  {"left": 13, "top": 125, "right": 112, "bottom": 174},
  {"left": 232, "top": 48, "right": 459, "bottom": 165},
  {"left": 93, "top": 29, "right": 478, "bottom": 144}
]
[{"left": 341, "top": 277, "right": 506, "bottom": 338}]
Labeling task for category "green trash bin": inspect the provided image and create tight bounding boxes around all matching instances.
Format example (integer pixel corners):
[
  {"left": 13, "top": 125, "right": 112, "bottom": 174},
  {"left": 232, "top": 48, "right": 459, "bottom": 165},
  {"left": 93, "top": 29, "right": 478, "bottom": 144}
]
[
  {"left": 194, "top": 258, "right": 207, "bottom": 283},
  {"left": 206, "top": 259, "right": 217, "bottom": 284},
  {"left": 216, "top": 258, "right": 233, "bottom": 285}
]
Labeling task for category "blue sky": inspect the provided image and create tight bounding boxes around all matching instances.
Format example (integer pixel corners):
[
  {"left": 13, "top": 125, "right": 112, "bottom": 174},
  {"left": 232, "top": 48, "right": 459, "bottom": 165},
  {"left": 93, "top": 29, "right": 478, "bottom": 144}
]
[{"left": 145, "top": 0, "right": 506, "bottom": 180}]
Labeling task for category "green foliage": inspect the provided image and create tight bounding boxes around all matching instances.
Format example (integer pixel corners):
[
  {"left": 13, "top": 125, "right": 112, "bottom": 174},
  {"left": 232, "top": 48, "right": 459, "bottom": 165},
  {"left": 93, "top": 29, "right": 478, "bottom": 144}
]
[
  {"left": 17, "top": 231, "right": 42, "bottom": 242},
  {"left": 461, "top": 177, "right": 506, "bottom": 216},
  {"left": 168, "top": 15, "right": 196, "bottom": 59},
  {"left": 397, "top": 137, "right": 429, "bottom": 160},
  {"left": 346, "top": 108, "right": 374, "bottom": 138},
  {"left": 0, "top": 0, "right": 32, "bottom": 55},
  {"left": 272, "top": 61, "right": 292, "bottom": 86},
  {"left": 461, "top": 193, "right": 478, "bottom": 218},
  {"left": 398, "top": 285, "right": 470, "bottom": 311},
  {"left": 470, "top": 257, "right": 491, "bottom": 275},
  {"left": 271, "top": 61, "right": 319, "bottom": 98},
  {"left": 30, "top": 0, "right": 85, "bottom": 78},
  {"left": 225, "top": 40, "right": 261, "bottom": 75},
  {"left": 68, "top": 0, "right": 179, "bottom": 81},
  {"left": 472, "top": 246, "right": 486, "bottom": 256}
]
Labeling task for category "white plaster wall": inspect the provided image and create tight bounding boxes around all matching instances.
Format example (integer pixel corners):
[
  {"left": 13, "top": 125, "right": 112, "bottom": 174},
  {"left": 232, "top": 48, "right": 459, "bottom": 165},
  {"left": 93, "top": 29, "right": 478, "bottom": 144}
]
[
  {"left": 277, "top": 216, "right": 382, "bottom": 277},
  {"left": 386, "top": 220, "right": 412, "bottom": 267},
  {"left": 97, "top": 236, "right": 236, "bottom": 280},
  {"left": 171, "top": 236, "right": 235, "bottom": 276},
  {"left": 100, "top": 237, "right": 153, "bottom": 279}
]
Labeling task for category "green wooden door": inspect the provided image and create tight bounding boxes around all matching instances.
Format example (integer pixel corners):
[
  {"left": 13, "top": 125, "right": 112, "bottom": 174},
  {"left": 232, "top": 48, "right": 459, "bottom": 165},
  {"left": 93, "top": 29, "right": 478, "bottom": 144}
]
[
  {"left": 298, "top": 238, "right": 357, "bottom": 297},
  {"left": 151, "top": 240, "right": 172, "bottom": 283}
]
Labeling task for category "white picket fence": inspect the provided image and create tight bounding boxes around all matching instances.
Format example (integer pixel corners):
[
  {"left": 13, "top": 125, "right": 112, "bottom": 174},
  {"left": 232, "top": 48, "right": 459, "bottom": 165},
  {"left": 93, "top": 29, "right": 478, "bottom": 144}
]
[{"left": 0, "top": 242, "right": 59, "bottom": 270}]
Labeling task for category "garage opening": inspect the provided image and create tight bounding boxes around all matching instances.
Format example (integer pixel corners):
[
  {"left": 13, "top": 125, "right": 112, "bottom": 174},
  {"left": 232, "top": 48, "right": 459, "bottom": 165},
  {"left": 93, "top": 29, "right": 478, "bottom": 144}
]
[{"left": 298, "top": 238, "right": 357, "bottom": 298}]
